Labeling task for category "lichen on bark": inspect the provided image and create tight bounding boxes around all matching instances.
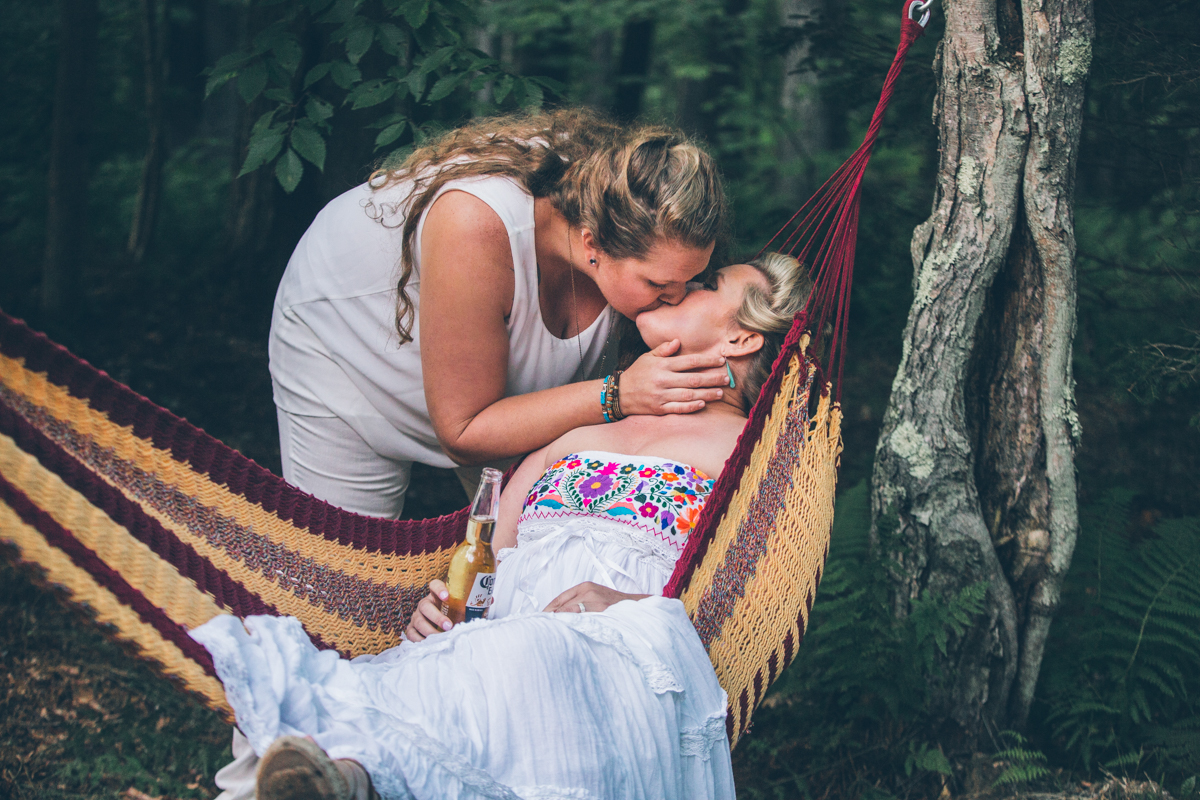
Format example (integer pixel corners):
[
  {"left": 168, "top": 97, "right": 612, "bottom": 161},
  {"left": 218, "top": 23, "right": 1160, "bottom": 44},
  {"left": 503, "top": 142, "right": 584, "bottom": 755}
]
[{"left": 871, "top": 0, "right": 1094, "bottom": 746}]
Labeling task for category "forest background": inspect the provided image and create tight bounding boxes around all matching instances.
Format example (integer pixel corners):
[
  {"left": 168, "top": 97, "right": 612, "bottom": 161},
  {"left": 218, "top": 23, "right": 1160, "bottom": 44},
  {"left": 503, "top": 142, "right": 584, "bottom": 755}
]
[{"left": 0, "top": 0, "right": 1197, "bottom": 798}]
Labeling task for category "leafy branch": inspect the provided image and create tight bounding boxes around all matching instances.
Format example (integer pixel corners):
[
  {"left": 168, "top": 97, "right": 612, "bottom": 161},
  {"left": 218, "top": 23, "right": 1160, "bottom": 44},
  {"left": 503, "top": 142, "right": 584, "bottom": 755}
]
[{"left": 204, "top": 0, "right": 560, "bottom": 192}]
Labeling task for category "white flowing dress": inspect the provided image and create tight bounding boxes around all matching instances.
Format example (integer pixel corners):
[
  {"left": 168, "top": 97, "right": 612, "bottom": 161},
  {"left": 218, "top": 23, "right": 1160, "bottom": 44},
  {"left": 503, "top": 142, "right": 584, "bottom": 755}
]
[{"left": 191, "top": 452, "right": 734, "bottom": 800}]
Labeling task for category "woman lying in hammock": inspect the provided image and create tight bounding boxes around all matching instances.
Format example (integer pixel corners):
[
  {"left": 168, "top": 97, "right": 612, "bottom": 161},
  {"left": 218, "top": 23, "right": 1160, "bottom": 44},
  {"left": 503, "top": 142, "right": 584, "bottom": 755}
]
[{"left": 191, "top": 252, "right": 810, "bottom": 800}]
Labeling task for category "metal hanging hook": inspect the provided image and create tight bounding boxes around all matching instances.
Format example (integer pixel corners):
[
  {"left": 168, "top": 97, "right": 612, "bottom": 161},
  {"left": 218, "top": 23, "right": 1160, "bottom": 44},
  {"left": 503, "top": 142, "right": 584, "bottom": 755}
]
[{"left": 908, "top": 0, "right": 933, "bottom": 27}]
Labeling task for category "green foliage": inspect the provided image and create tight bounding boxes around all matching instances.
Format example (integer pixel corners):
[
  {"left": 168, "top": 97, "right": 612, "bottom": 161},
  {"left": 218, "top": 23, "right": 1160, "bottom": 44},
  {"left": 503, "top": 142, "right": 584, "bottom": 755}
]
[
  {"left": 992, "top": 732, "right": 1053, "bottom": 789},
  {"left": 735, "top": 482, "right": 986, "bottom": 799},
  {"left": 209, "top": 0, "right": 554, "bottom": 193},
  {"left": 1039, "top": 490, "right": 1200, "bottom": 782}
]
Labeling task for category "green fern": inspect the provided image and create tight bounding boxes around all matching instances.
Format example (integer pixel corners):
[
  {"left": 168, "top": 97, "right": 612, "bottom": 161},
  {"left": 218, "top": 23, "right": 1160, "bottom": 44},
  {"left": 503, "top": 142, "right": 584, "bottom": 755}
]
[
  {"left": 1040, "top": 490, "right": 1200, "bottom": 780},
  {"left": 742, "top": 481, "right": 986, "bottom": 799},
  {"left": 992, "top": 731, "right": 1053, "bottom": 789}
]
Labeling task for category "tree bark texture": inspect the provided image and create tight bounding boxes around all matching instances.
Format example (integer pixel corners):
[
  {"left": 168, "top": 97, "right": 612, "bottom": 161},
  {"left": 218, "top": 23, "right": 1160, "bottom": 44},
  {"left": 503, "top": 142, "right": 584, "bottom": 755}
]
[
  {"left": 42, "top": 0, "right": 99, "bottom": 317},
  {"left": 871, "top": 0, "right": 1092, "bottom": 744},
  {"left": 127, "top": 0, "right": 168, "bottom": 265},
  {"left": 778, "top": 0, "right": 828, "bottom": 199}
]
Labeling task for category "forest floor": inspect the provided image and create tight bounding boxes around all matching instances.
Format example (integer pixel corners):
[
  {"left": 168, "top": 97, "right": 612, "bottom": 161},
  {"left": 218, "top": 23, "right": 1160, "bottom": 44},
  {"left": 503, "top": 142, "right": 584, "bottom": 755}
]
[{"left": 2, "top": 551, "right": 1177, "bottom": 800}]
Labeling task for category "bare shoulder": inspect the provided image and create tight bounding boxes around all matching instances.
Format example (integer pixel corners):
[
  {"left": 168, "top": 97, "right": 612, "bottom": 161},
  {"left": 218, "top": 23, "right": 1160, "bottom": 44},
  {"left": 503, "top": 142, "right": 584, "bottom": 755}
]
[
  {"left": 423, "top": 189, "right": 506, "bottom": 240},
  {"left": 419, "top": 189, "right": 515, "bottom": 319},
  {"left": 421, "top": 190, "right": 512, "bottom": 276}
]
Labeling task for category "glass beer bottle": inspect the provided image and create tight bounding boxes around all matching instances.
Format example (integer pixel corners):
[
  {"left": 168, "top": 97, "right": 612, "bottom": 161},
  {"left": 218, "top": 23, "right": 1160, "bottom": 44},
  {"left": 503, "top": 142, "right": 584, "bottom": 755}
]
[{"left": 441, "top": 468, "right": 502, "bottom": 626}]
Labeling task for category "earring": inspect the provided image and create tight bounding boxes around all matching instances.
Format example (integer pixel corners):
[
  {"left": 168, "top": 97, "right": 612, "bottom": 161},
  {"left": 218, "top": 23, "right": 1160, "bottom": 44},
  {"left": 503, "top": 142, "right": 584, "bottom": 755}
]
[
  {"left": 589, "top": 258, "right": 597, "bottom": 265},
  {"left": 725, "top": 361, "right": 737, "bottom": 388}
]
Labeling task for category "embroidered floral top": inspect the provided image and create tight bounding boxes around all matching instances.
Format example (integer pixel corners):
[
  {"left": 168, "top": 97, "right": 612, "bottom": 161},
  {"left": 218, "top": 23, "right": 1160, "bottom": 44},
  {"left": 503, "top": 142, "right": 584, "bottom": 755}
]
[{"left": 518, "top": 451, "right": 715, "bottom": 558}]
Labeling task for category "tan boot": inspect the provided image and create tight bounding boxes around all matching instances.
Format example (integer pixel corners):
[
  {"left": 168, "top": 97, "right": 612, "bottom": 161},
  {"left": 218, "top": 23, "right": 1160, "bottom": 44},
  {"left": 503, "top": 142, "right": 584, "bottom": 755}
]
[{"left": 256, "top": 736, "right": 379, "bottom": 800}]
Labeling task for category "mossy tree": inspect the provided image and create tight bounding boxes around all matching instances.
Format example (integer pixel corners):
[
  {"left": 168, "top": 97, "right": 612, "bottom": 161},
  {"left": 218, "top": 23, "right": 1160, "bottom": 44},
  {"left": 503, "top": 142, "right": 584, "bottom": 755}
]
[{"left": 871, "top": 0, "right": 1094, "bottom": 748}]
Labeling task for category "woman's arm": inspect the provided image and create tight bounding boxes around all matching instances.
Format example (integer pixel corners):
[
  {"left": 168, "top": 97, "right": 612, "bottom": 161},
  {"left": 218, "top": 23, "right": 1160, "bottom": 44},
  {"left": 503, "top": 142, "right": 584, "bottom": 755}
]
[{"left": 418, "top": 191, "right": 728, "bottom": 465}]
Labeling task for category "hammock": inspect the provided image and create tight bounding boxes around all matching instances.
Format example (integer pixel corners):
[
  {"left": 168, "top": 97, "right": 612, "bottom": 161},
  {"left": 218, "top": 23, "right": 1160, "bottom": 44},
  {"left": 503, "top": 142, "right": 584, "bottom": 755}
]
[{"left": 0, "top": 1, "right": 928, "bottom": 751}]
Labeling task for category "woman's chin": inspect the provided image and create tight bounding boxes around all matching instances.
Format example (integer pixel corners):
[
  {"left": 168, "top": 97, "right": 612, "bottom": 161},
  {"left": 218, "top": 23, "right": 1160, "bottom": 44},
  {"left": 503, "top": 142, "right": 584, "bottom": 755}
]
[{"left": 634, "top": 319, "right": 667, "bottom": 351}]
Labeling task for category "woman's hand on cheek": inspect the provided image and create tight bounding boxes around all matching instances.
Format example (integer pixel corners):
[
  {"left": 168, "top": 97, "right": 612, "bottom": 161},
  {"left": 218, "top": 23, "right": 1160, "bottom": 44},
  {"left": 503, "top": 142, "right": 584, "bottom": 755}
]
[
  {"left": 619, "top": 341, "right": 728, "bottom": 416},
  {"left": 405, "top": 579, "right": 453, "bottom": 642},
  {"left": 544, "top": 581, "right": 649, "bottom": 613}
]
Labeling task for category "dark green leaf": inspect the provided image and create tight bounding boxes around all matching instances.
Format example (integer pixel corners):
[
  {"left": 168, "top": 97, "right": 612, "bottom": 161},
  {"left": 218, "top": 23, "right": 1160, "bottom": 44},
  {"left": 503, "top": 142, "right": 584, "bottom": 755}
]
[
  {"left": 204, "top": 53, "right": 249, "bottom": 98},
  {"left": 417, "top": 46, "right": 456, "bottom": 76},
  {"left": 306, "top": 0, "right": 335, "bottom": 11},
  {"left": 250, "top": 110, "right": 278, "bottom": 138},
  {"left": 492, "top": 74, "right": 514, "bottom": 104},
  {"left": 330, "top": 61, "right": 362, "bottom": 90},
  {"left": 438, "top": 0, "right": 475, "bottom": 22},
  {"left": 291, "top": 126, "right": 327, "bottom": 171},
  {"left": 468, "top": 56, "right": 499, "bottom": 72},
  {"left": 377, "top": 23, "right": 406, "bottom": 57},
  {"left": 317, "top": 0, "right": 356, "bottom": 24},
  {"left": 375, "top": 121, "right": 408, "bottom": 149},
  {"left": 368, "top": 111, "right": 407, "bottom": 129},
  {"left": 252, "top": 25, "right": 289, "bottom": 57},
  {"left": 263, "top": 88, "right": 293, "bottom": 104},
  {"left": 421, "top": 15, "right": 458, "bottom": 45},
  {"left": 237, "top": 60, "right": 268, "bottom": 104},
  {"left": 304, "top": 63, "right": 332, "bottom": 89},
  {"left": 305, "top": 97, "right": 335, "bottom": 123},
  {"left": 345, "top": 24, "right": 375, "bottom": 65},
  {"left": 345, "top": 79, "right": 396, "bottom": 110},
  {"left": 425, "top": 72, "right": 461, "bottom": 102},
  {"left": 402, "top": 0, "right": 429, "bottom": 29},
  {"left": 238, "top": 128, "right": 285, "bottom": 177},
  {"left": 275, "top": 148, "right": 304, "bottom": 193},
  {"left": 529, "top": 75, "right": 566, "bottom": 95},
  {"left": 407, "top": 69, "right": 428, "bottom": 99},
  {"left": 272, "top": 38, "right": 303, "bottom": 75},
  {"left": 519, "top": 79, "right": 544, "bottom": 109}
]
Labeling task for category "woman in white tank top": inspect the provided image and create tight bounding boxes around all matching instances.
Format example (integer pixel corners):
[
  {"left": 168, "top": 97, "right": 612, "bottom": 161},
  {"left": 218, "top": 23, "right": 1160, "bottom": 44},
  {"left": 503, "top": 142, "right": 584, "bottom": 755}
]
[{"left": 269, "top": 109, "right": 731, "bottom": 518}]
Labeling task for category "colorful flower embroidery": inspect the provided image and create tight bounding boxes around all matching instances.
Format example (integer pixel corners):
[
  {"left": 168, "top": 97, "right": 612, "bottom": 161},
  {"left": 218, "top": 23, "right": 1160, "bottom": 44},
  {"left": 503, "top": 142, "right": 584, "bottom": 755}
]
[
  {"left": 578, "top": 474, "right": 614, "bottom": 498},
  {"left": 519, "top": 453, "right": 715, "bottom": 553}
]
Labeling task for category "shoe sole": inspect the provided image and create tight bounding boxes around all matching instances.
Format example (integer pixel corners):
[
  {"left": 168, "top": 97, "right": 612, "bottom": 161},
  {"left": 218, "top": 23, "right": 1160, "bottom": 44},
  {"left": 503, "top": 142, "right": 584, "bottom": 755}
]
[{"left": 257, "top": 736, "right": 351, "bottom": 800}]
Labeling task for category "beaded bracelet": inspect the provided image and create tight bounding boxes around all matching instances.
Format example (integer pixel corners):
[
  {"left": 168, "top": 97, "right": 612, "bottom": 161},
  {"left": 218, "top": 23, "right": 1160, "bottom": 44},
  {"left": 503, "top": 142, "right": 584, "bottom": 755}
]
[
  {"left": 600, "top": 372, "right": 626, "bottom": 423},
  {"left": 612, "top": 370, "right": 625, "bottom": 420}
]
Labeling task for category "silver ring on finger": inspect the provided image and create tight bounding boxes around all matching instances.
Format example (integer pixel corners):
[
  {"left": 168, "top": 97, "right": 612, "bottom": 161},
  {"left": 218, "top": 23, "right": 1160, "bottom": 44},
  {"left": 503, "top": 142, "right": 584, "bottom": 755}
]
[{"left": 577, "top": 602, "right": 587, "bottom": 613}]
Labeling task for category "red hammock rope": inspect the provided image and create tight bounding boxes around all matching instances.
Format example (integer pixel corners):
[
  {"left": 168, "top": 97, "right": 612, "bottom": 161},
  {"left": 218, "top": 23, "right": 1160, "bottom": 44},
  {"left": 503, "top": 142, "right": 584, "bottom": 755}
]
[{"left": 759, "top": 0, "right": 930, "bottom": 400}]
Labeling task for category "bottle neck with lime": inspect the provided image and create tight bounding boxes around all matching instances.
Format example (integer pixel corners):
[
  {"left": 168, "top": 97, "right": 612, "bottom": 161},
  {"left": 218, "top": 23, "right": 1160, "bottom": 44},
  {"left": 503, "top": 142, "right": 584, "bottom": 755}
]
[{"left": 441, "top": 468, "right": 502, "bottom": 626}]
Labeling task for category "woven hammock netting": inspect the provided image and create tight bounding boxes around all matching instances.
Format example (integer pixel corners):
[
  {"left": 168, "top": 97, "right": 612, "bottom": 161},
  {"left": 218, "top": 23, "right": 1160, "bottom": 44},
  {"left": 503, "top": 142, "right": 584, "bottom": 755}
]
[{"left": 0, "top": 1, "right": 928, "bottom": 749}]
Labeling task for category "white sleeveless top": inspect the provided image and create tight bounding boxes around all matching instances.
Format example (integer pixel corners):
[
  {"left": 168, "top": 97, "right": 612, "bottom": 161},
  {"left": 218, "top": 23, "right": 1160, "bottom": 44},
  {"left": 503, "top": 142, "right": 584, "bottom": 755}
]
[{"left": 268, "top": 174, "right": 614, "bottom": 468}]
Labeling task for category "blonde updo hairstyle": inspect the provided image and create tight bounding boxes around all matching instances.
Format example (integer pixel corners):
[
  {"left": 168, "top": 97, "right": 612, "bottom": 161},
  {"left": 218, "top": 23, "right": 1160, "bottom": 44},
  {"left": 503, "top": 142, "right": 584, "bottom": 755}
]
[
  {"left": 368, "top": 108, "right": 729, "bottom": 344},
  {"left": 735, "top": 252, "right": 814, "bottom": 411}
]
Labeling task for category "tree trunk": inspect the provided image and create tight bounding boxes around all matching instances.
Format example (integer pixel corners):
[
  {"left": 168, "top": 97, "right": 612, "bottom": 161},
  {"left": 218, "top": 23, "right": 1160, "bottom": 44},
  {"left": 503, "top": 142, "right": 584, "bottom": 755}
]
[
  {"left": 613, "top": 19, "right": 656, "bottom": 121},
  {"left": 42, "top": 0, "right": 99, "bottom": 318},
  {"left": 127, "top": 0, "right": 168, "bottom": 265},
  {"left": 778, "top": 0, "right": 828, "bottom": 199},
  {"left": 581, "top": 29, "right": 614, "bottom": 112},
  {"left": 870, "top": 0, "right": 1092, "bottom": 747}
]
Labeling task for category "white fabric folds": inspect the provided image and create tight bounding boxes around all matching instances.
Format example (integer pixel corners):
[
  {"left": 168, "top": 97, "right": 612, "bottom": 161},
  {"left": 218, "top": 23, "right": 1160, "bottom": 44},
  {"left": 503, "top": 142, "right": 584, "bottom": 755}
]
[{"left": 191, "top": 469, "right": 734, "bottom": 800}]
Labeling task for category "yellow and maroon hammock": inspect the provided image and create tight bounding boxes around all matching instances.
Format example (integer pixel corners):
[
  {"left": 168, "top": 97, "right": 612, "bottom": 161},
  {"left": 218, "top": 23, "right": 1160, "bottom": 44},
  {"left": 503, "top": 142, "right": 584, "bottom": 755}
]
[{"left": 0, "top": 2, "right": 929, "bottom": 750}]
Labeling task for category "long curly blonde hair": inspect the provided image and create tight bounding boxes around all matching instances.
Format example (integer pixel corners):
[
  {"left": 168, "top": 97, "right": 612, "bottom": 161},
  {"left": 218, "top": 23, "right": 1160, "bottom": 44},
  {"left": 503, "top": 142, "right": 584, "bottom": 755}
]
[{"left": 367, "top": 108, "right": 729, "bottom": 344}]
